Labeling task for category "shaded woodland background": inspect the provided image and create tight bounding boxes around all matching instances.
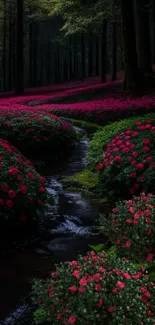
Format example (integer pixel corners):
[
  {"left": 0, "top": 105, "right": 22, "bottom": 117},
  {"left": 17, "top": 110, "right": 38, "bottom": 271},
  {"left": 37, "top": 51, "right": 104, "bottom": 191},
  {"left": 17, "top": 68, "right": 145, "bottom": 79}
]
[{"left": 0, "top": 0, "right": 155, "bottom": 93}]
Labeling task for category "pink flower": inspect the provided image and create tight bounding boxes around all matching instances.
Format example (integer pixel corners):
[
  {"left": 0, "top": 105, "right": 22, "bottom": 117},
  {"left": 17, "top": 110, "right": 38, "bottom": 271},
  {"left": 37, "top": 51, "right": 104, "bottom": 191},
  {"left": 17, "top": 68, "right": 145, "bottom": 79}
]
[
  {"left": 116, "top": 281, "right": 125, "bottom": 289},
  {"left": 143, "top": 139, "right": 150, "bottom": 145},
  {"left": 79, "top": 278, "right": 87, "bottom": 286},
  {"left": 115, "top": 155, "right": 121, "bottom": 162},
  {"left": 69, "top": 286, "right": 77, "bottom": 293},
  {"left": 146, "top": 254, "right": 153, "bottom": 262},
  {"left": 122, "top": 272, "right": 131, "bottom": 279},
  {"left": 96, "top": 298, "right": 103, "bottom": 308},
  {"left": 125, "top": 241, "right": 132, "bottom": 247},
  {"left": 93, "top": 273, "right": 101, "bottom": 282},
  {"left": 112, "top": 287, "right": 119, "bottom": 294},
  {"left": 125, "top": 219, "right": 132, "bottom": 224},
  {"left": 136, "top": 163, "right": 144, "bottom": 169},
  {"left": 143, "top": 146, "right": 150, "bottom": 153},
  {"left": 129, "top": 207, "right": 134, "bottom": 213},
  {"left": 79, "top": 287, "right": 86, "bottom": 293},
  {"left": 108, "top": 306, "right": 116, "bottom": 312},
  {"left": 72, "top": 261, "right": 78, "bottom": 266},
  {"left": 130, "top": 172, "right": 136, "bottom": 179},
  {"left": 95, "top": 283, "right": 102, "bottom": 292},
  {"left": 73, "top": 270, "right": 80, "bottom": 278},
  {"left": 68, "top": 315, "right": 76, "bottom": 324}
]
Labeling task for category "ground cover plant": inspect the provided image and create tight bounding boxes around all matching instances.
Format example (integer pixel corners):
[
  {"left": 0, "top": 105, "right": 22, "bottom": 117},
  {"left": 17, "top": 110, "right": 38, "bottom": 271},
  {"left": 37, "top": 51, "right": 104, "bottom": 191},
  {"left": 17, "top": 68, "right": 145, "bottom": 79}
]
[
  {"left": 96, "top": 117, "right": 155, "bottom": 198},
  {"left": 100, "top": 192, "right": 155, "bottom": 262},
  {"left": 32, "top": 251, "right": 155, "bottom": 325},
  {"left": 88, "top": 113, "right": 155, "bottom": 170},
  {"left": 0, "top": 138, "right": 50, "bottom": 225},
  {"left": 0, "top": 80, "right": 155, "bottom": 128},
  {"left": 0, "top": 109, "right": 76, "bottom": 159}
]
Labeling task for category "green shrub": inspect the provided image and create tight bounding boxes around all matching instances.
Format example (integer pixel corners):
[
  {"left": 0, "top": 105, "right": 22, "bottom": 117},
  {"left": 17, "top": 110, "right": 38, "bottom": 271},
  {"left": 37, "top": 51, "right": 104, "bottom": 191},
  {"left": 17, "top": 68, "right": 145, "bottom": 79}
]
[
  {"left": 96, "top": 117, "right": 155, "bottom": 198},
  {"left": 88, "top": 113, "right": 155, "bottom": 170},
  {"left": 100, "top": 193, "right": 155, "bottom": 262},
  {"left": 32, "top": 251, "right": 155, "bottom": 325},
  {"left": 0, "top": 110, "right": 76, "bottom": 158},
  {"left": 0, "top": 138, "right": 50, "bottom": 224}
]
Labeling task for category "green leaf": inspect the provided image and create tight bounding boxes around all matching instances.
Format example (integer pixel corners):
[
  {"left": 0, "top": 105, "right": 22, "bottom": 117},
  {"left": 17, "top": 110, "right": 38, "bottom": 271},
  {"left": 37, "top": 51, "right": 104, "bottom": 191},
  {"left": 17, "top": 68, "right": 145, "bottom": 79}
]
[
  {"left": 149, "top": 271, "right": 155, "bottom": 281},
  {"left": 89, "top": 243, "right": 105, "bottom": 253}
]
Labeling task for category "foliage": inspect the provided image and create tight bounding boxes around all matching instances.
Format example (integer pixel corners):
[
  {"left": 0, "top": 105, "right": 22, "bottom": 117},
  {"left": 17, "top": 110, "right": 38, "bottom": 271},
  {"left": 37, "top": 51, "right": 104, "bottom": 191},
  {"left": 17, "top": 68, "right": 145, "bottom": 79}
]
[
  {"left": 49, "top": 0, "right": 120, "bottom": 36},
  {"left": 88, "top": 113, "right": 155, "bottom": 170},
  {"left": 0, "top": 110, "right": 76, "bottom": 159},
  {"left": 61, "top": 169, "right": 99, "bottom": 190},
  {"left": 100, "top": 193, "right": 155, "bottom": 262},
  {"left": 0, "top": 138, "right": 49, "bottom": 224},
  {"left": 96, "top": 117, "right": 155, "bottom": 198},
  {"left": 32, "top": 251, "right": 155, "bottom": 325}
]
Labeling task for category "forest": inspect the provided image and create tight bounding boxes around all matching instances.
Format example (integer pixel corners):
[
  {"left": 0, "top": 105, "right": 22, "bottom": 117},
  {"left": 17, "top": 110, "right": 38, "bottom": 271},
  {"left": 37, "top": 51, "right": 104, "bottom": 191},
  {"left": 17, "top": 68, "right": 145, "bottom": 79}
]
[{"left": 0, "top": 1, "right": 155, "bottom": 325}]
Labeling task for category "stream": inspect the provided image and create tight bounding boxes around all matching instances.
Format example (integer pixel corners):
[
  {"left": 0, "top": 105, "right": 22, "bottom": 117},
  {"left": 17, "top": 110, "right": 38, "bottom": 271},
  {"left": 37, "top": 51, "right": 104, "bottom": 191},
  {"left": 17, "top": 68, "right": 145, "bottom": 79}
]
[{"left": 0, "top": 128, "right": 105, "bottom": 324}]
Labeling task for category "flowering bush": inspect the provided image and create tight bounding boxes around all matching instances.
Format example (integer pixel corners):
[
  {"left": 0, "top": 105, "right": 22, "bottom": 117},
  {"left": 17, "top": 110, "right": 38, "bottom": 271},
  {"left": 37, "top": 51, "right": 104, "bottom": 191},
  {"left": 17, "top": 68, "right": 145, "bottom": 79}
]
[
  {"left": 32, "top": 251, "right": 155, "bottom": 325},
  {"left": 0, "top": 110, "right": 76, "bottom": 158},
  {"left": 0, "top": 138, "right": 49, "bottom": 224},
  {"left": 88, "top": 113, "right": 155, "bottom": 170},
  {"left": 96, "top": 118, "right": 155, "bottom": 198},
  {"left": 100, "top": 193, "right": 155, "bottom": 261}
]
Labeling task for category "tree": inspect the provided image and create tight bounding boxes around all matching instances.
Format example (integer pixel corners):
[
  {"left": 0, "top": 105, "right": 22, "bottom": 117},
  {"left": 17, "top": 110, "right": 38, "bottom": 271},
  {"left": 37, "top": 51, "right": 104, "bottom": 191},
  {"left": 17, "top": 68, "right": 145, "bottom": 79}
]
[
  {"left": 134, "top": 0, "right": 152, "bottom": 74},
  {"left": 120, "top": 0, "right": 143, "bottom": 93},
  {"left": 15, "top": 0, "right": 24, "bottom": 94}
]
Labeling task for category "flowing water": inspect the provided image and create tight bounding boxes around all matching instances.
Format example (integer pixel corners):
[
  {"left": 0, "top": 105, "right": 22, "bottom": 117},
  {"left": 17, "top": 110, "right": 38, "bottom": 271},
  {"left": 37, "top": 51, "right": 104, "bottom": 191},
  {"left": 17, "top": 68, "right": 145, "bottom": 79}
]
[{"left": 0, "top": 128, "right": 105, "bottom": 324}]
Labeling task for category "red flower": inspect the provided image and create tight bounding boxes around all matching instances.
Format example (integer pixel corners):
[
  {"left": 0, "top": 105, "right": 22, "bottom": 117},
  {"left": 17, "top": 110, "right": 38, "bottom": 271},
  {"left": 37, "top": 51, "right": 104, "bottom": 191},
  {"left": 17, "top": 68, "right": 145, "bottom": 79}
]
[
  {"left": 1, "top": 184, "right": 8, "bottom": 192},
  {"left": 116, "top": 281, "right": 125, "bottom": 289},
  {"left": 112, "top": 287, "right": 119, "bottom": 294},
  {"left": 20, "top": 185, "right": 27, "bottom": 194},
  {"left": 79, "top": 278, "right": 87, "bottom": 286},
  {"left": 8, "top": 189, "right": 16, "bottom": 199},
  {"left": 130, "top": 172, "right": 136, "bottom": 178},
  {"left": 68, "top": 315, "right": 76, "bottom": 324},
  {"left": 0, "top": 198, "right": 4, "bottom": 206},
  {"left": 125, "top": 241, "right": 132, "bottom": 247},
  {"left": 8, "top": 166, "right": 18, "bottom": 176},
  {"left": 136, "top": 163, "right": 144, "bottom": 169},
  {"left": 69, "top": 286, "right": 77, "bottom": 293},
  {"left": 6, "top": 200, "right": 13, "bottom": 208},
  {"left": 73, "top": 270, "right": 80, "bottom": 278},
  {"left": 39, "top": 186, "right": 46, "bottom": 193},
  {"left": 39, "top": 176, "right": 46, "bottom": 183},
  {"left": 143, "top": 146, "right": 150, "bottom": 153},
  {"left": 108, "top": 306, "right": 116, "bottom": 312},
  {"left": 115, "top": 155, "right": 121, "bottom": 162},
  {"left": 143, "top": 139, "right": 150, "bottom": 145}
]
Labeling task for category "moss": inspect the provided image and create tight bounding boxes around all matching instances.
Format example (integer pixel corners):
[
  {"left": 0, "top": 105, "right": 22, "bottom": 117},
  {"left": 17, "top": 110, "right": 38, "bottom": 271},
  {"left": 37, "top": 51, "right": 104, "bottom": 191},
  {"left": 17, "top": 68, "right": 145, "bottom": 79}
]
[
  {"left": 62, "top": 118, "right": 103, "bottom": 133},
  {"left": 61, "top": 169, "right": 99, "bottom": 191}
]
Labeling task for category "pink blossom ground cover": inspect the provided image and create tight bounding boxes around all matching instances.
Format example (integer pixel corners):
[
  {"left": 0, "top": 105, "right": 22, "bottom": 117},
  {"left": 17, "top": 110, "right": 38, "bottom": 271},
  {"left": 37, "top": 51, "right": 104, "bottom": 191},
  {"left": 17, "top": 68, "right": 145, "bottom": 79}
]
[{"left": 0, "top": 79, "right": 155, "bottom": 126}]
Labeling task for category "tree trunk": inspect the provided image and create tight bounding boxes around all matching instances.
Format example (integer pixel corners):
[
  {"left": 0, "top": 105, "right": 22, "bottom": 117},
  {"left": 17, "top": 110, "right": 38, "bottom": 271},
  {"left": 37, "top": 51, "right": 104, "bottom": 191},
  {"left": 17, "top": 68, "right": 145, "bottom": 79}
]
[
  {"left": 88, "top": 33, "right": 93, "bottom": 77},
  {"left": 120, "top": 0, "right": 144, "bottom": 93},
  {"left": 80, "top": 33, "right": 85, "bottom": 79},
  {"left": 95, "top": 35, "right": 99, "bottom": 75},
  {"left": 2, "top": 0, "right": 7, "bottom": 91},
  {"left": 100, "top": 20, "right": 107, "bottom": 83},
  {"left": 15, "top": 0, "right": 24, "bottom": 94},
  {"left": 134, "top": 0, "right": 152, "bottom": 74},
  {"left": 112, "top": 22, "right": 117, "bottom": 81}
]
